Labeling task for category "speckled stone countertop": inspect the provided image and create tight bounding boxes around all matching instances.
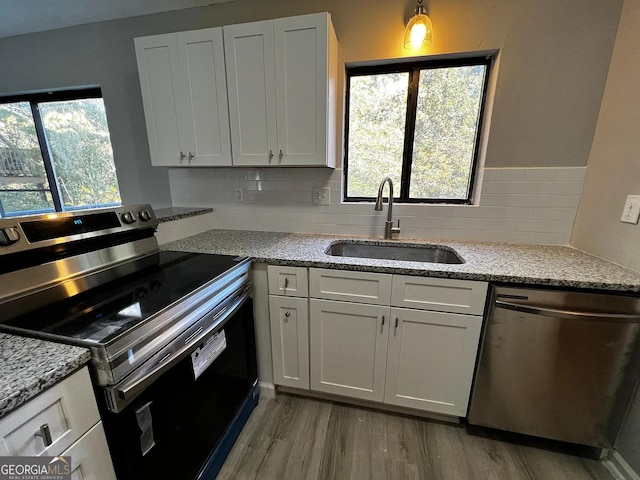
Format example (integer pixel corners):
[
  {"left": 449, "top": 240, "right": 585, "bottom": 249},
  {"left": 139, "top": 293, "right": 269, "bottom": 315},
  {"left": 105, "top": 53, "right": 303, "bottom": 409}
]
[
  {"left": 0, "top": 334, "right": 91, "bottom": 418},
  {"left": 163, "top": 230, "right": 640, "bottom": 292},
  {"left": 154, "top": 207, "right": 213, "bottom": 223}
]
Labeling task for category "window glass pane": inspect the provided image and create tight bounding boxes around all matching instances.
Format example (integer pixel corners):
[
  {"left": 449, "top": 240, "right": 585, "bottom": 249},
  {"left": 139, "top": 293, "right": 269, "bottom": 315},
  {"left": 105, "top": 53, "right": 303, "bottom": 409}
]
[
  {"left": 411, "top": 65, "right": 486, "bottom": 199},
  {"left": 39, "top": 98, "right": 121, "bottom": 209},
  {"left": 0, "top": 102, "right": 54, "bottom": 216},
  {"left": 347, "top": 72, "right": 408, "bottom": 198}
]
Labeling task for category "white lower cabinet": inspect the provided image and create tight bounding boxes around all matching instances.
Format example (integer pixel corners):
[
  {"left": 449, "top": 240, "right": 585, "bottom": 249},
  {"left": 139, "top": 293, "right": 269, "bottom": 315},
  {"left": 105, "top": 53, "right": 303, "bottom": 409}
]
[
  {"left": 62, "top": 422, "right": 114, "bottom": 480},
  {"left": 384, "top": 308, "right": 483, "bottom": 416},
  {"left": 269, "top": 295, "right": 309, "bottom": 389},
  {"left": 309, "top": 299, "right": 389, "bottom": 402},
  {"left": 268, "top": 265, "right": 487, "bottom": 418},
  {"left": 0, "top": 367, "right": 115, "bottom": 479}
]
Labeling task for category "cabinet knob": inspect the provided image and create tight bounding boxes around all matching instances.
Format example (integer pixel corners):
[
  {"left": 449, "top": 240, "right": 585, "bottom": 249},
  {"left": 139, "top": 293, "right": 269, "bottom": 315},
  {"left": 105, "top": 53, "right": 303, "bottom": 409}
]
[
  {"left": 284, "top": 311, "right": 291, "bottom": 318},
  {"left": 268, "top": 150, "right": 274, "bottom": 162},
  {"left": 35, "top": 423, "right": 53, "bottom": 447}
]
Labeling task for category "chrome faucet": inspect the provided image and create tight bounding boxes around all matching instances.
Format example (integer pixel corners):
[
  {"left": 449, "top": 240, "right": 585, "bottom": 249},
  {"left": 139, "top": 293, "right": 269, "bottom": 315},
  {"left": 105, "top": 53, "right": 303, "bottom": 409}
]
[{"left": 374, "top": 176, "right": 401, "bottom": 240}]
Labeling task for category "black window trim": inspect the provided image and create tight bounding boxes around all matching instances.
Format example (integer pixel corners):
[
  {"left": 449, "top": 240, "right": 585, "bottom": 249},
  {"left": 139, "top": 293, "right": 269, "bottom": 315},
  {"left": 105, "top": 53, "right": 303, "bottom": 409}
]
[
  {"left": 0, "top": 87, "right": 104, "bottom": 215},
  {"left": 343, "top": 55, "right": 493, "bottom": 205}
]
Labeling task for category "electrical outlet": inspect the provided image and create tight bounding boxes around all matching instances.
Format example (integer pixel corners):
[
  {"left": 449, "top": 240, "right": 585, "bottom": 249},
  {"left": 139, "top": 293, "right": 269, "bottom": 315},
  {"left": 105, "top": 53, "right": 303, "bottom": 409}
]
[
  {"left": 312, "top": 187, "right": 331, "bottom": 206},
  {"left": 235, "top": 187, "right": 244, "bottom": 203},
  {"left": 621, "top": 195, "right": 640, "bottom": 224}
]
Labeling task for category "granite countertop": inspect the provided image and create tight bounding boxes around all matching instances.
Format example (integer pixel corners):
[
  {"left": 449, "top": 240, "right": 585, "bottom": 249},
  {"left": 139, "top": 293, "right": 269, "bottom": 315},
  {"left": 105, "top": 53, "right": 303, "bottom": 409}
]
[
  {"left": 163, "top": 230, "right": 640, "bottom": 292},
  {"left": 154, "top": 207, "right": 213, "bottom": 223},
  {"left": 0, "top": 334, "right": 91, "bottom": 418}
]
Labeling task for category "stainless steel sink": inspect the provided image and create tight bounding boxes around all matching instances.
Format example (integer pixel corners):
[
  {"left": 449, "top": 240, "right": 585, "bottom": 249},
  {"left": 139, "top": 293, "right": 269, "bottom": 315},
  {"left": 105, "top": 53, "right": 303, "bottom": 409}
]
[{"left": 325, "top": 242, "right": 465, "bottom": 264}]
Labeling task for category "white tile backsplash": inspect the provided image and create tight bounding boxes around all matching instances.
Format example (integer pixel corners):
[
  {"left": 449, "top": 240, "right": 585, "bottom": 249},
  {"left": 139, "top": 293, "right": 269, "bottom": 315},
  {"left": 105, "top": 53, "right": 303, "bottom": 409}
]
[{"left": 167, "top": 166, "right": 586, "bottom": 245}]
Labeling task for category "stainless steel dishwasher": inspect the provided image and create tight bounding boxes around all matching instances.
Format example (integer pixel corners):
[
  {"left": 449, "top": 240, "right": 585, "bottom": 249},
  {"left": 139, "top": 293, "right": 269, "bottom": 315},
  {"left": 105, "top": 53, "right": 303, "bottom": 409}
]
[{"left": 468, "top": 285, "right": 640, "bottom": 449}]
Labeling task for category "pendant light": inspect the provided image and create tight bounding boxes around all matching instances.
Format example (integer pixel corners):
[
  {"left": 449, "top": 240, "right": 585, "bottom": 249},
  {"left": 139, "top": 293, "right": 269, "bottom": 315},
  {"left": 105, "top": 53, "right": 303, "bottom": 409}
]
[{"left": 404, "top": 0, "right": 433, "bottom": 49}]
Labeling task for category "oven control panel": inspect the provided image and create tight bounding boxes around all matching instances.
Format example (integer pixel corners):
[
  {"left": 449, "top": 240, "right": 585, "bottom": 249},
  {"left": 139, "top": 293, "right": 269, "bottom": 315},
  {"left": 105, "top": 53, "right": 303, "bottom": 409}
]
[
  {"left": 121, "top": 208, "right": 154, "bottom": 225},
  {"left": 0, "top": 204, "right": 159, "bottom": 253}
]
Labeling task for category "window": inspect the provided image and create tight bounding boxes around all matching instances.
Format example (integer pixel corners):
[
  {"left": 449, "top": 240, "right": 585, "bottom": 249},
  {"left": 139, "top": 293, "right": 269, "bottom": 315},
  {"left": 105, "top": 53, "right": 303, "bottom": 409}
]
[
  {"left": 344, "top": 56, "right": 491, "bottom": 204},
  {"left": 0, "top": 88, "right": 121, "bottom": 217}
]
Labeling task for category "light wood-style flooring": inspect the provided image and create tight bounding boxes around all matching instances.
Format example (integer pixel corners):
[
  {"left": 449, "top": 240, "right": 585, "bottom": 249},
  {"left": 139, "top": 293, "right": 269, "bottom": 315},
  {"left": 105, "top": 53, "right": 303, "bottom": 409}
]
[{"left": 217, "top": 394, "right": 613, "bottom": 480}]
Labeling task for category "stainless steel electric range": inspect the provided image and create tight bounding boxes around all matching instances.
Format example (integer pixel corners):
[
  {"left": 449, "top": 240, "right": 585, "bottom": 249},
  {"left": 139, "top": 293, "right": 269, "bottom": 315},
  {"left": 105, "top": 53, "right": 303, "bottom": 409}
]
[{"left": 0, "top": 205, "right": 258, "bottom": 480}]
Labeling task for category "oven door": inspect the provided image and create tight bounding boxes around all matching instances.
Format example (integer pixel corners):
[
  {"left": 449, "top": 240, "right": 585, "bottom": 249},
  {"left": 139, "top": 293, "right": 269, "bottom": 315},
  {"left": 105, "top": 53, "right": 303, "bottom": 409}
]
[{"left": 97, "top": 294, "right": 258, "bottom": 480}]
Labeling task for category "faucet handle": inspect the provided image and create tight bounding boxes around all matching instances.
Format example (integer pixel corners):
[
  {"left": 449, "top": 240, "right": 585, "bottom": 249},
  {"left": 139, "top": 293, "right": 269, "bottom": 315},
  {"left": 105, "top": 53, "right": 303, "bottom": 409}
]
[{"left": 391, "top": 219, "right": 401, "bottom": 239}]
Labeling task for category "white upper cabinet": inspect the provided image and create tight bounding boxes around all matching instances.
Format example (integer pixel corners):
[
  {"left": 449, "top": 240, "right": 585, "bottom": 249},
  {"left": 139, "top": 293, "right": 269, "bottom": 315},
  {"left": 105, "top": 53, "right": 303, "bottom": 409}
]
[
  {"left": 224, "top": 13, "right": 338, "bottom": 167},
  {"left": 223, "top": 20, "right": 278, "bottom": 167},
  {"left": 135, "top": 27, "right": 232, "bottom": 167},
  {"left": 274, "top": 14, "right": 337, "bottom": 167}
]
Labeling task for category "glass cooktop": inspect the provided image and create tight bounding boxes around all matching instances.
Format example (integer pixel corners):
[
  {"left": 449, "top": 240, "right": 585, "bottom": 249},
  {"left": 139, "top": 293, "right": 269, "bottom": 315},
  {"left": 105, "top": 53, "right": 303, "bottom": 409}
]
[{"left": 0, "top": 251, "right": 247, "bottom": 345}]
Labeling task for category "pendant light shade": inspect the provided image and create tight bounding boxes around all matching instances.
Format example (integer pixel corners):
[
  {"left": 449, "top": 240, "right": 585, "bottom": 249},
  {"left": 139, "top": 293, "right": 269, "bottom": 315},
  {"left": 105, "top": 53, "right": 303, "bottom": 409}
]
[{"left": 404, "top": 0, "right": 433, "bottom": 49}]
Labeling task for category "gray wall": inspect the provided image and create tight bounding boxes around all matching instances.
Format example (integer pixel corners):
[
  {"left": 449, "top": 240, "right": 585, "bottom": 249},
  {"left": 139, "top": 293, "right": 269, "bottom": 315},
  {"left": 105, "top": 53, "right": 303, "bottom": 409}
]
[
  {"left": 571, "top": 0, "right": 640, "bottom": 272},
  {"left": 0, "top": 0, "right": 623, "bottom": 207},
  {"left": 570, "top": 0, "right": 640, "bottom": 470}
]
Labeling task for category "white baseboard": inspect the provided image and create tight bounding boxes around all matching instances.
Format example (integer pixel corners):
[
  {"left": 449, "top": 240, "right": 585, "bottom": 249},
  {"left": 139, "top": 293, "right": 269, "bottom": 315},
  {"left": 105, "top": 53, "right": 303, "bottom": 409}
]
[
  {"left": 259, "top": 382, "right": 275, "bottom": 399},
  {"left": 605, "top": 451, "right": 640, "bottom": 480}
]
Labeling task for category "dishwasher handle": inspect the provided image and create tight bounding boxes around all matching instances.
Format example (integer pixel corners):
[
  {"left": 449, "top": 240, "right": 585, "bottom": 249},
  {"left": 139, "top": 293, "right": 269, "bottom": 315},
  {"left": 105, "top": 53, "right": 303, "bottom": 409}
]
[{"left": 494, "top": 299, "right": 640, "bottom": 322}]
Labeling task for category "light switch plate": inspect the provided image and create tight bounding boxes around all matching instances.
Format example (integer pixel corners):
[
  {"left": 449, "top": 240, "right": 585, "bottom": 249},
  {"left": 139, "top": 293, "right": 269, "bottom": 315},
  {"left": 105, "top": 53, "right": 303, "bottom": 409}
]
[
  {"left": 621, "top": 195, "right": 640, "bottom": 224},
  {"left": 312, "top": 187, "right": 331, "bottom": 206}
]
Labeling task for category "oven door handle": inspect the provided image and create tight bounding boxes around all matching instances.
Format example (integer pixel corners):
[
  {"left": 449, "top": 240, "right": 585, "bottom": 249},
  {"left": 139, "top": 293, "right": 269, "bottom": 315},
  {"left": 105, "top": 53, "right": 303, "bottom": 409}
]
[{"left": 113, "top": 287, "right": 251, "bottom": 408}]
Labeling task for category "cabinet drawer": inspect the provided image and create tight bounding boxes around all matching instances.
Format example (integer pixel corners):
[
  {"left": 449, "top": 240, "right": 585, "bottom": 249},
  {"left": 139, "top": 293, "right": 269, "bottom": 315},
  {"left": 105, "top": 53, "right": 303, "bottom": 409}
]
[
  {"left": 61, "top": 422, "right": 116, "bottom": 480},
  {"left": 0, "top": 367, "right": 100, "bottom": 457},
  {"left": 391, "top": 276, "right": 488, "bottom": 315},
  {"left": 309, "top": 268, "right": 392, "bottom": 305},
  {"left": 268, "top": 266, "right": 308, "bottom": 297}
]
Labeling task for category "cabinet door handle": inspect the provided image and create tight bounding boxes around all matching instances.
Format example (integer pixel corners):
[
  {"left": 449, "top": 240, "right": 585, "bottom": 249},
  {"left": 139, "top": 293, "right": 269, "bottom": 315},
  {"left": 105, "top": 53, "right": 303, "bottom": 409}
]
[
  {"left": 188, "top": 151, "right": 195, "bottom": 161},
  {"left": 381, "top": 315, "right": 385, "bottom": 326},
  {"left": 284, "top": 278, "right": 289, "bottom": 289},
  {"left": 278, "top": 149, "right": 284, "bottom": 162},
  {"left": 268, "top": 150, "right": 274, "bottom": 162},
  {"left": 179, "top": 151, "right": 186, "bottom": 162},
  {"left": 35, "top": 424, "right": 53, "bottom": 447},
  {"left": 394, "top": 317, "right": 399, "bottom": 329}
]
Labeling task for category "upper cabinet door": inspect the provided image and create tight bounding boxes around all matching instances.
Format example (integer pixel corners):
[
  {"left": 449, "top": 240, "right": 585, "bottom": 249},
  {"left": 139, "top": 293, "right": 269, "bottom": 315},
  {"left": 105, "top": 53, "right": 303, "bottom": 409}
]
[
  {"left": 135, "top": 28, "right": 232, "bottom": 167},
  {"left": 176, "top": 28, "right": 232, "bottom": 166},
  {"left": 274, "top": 13, "right": 337, "bottom": 167},
  {"left": 135, "top": 33, "right": 183, "bottom": 166},
  {"left": 224, "top": 21, "right": 278, "bottom": 166}
]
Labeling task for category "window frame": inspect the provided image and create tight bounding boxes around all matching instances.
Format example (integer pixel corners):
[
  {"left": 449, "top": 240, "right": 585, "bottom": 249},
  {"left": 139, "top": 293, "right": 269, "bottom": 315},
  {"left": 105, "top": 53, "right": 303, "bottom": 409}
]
[
  {"left": 0, "top": 87, "right": 119, "bottom": 217},
  {"left": 343, "top": 55, "right": 493, "bottom": 205}
]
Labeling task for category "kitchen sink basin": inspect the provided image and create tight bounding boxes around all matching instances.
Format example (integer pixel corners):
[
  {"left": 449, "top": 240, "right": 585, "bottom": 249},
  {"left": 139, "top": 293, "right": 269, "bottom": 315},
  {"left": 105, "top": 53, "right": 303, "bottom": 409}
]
[{"left": 325, "top": 242, "right": 465, "bottom": 264}]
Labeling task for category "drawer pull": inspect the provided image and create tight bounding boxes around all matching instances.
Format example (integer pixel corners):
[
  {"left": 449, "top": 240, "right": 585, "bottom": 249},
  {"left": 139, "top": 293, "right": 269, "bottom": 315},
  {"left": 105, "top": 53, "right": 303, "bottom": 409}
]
[
  {"left": 34, "top": 424, "right": 53, "bottom": 447},
  {"left": 284, "top": 311, "right": 291, "bottom": 318}
]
